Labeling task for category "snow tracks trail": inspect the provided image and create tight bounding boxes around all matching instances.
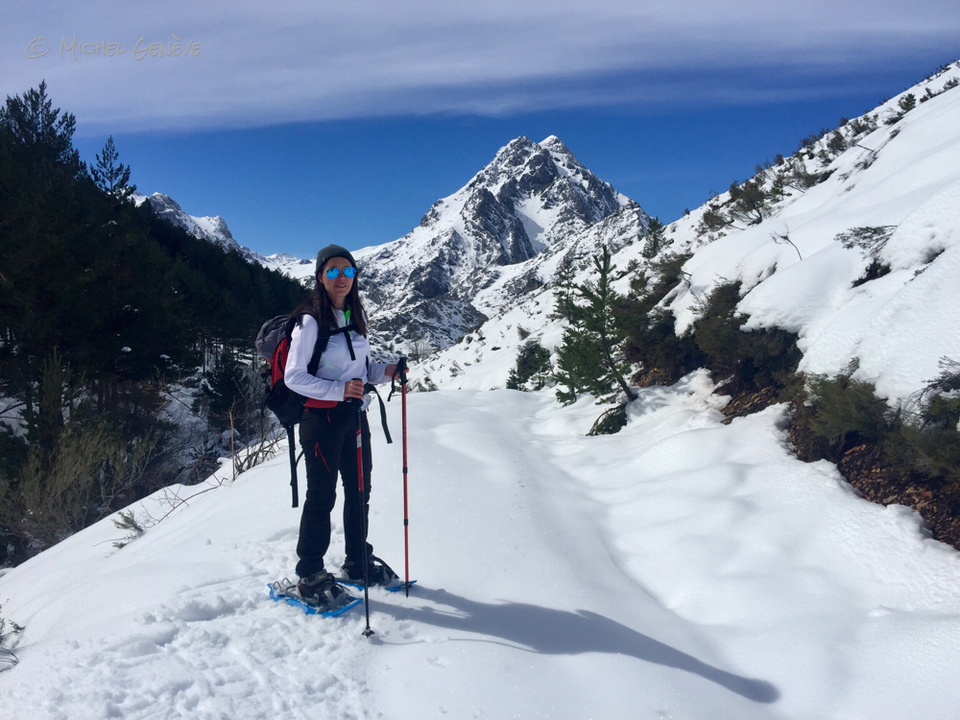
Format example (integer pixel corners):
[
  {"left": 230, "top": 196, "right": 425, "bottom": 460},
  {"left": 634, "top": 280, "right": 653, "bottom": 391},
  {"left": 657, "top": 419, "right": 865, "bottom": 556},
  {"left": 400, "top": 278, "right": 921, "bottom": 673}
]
[
  {"left": 363, "top": 382, "right": 782, "bottom": 720},
  {"left": 2, "top": 378, "right": 959, "bottom": 719}
]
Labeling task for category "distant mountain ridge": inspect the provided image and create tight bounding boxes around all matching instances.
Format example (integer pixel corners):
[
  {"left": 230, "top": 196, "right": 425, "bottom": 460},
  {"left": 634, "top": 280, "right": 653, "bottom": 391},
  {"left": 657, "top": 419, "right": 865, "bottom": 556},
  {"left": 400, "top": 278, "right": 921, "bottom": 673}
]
[{"left": 133, "top": 192, "right": 267, "bottom": 265}]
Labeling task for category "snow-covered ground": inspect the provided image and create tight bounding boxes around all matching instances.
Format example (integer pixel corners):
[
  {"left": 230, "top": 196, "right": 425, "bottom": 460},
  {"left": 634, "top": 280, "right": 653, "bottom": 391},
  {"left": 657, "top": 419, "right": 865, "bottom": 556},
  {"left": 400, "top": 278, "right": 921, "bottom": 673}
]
[{"left": 2, "top": 378, "right": 958, "bottom": 719}]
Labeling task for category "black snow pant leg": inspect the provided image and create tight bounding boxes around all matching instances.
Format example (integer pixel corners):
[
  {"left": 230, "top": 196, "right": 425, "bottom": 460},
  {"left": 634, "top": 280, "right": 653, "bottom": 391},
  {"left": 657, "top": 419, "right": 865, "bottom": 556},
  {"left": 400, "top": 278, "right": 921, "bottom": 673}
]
[
  {"left": 340, "top": 410, "right": 374, "bottom": 566},
  {"left": 295, "top": 407, "right": 344, "bottom": 578},
  {"left": 295, "top": 404, "right": 374, "bottom": 578}
]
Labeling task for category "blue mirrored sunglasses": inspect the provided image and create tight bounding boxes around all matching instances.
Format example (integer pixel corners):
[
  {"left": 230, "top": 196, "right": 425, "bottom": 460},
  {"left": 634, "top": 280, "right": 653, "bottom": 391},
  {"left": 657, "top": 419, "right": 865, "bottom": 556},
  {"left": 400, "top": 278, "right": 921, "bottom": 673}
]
[{"left": 324, "top": 266, "right": 357, "bottom": 279}]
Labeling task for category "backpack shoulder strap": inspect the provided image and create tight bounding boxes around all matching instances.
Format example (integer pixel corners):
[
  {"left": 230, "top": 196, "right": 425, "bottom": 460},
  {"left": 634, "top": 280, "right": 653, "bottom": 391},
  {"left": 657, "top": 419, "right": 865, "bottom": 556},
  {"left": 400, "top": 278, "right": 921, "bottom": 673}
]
[
  {"left": 298, "top": 317, "right": 359, "bottom": 375},
  {"left": 307, "top": 328, "right": 329, "bottom": 376}
]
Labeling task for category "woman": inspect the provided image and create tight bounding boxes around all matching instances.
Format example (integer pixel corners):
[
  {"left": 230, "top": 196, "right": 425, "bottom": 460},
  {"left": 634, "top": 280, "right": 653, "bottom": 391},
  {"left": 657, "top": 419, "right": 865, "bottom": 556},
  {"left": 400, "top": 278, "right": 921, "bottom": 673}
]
[{"left": 284, "top": 244, "right": 399, "bottom": 609}]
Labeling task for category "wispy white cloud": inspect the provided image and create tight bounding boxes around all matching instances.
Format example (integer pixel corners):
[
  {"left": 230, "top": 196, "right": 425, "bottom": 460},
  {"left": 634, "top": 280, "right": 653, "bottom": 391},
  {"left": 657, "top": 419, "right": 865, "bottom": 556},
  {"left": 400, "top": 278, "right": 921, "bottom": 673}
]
[{"left": 2, "top": 0, "right": 957, "bottom": 133}]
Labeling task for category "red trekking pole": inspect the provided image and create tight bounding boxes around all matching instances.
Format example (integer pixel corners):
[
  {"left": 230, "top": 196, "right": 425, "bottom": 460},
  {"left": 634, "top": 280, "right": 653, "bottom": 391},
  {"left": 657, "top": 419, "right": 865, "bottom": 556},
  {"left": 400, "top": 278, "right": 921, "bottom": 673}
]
[
  {"left": 352, "top": 381, "right": 374, "bottom": 637},
  {"left": 395, "top": 358, "right": 413, "bottom": 597}
]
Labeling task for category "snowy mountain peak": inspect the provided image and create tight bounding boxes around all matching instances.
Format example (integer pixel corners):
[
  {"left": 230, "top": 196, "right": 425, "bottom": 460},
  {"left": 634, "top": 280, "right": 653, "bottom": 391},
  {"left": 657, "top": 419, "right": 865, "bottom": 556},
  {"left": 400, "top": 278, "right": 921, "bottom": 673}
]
[
  {"left": 356, "top": 136, "right": 650, "bottom": 352},
  {"left": 464, "top": 135, "right": 629, "bottom": 229},
  {"left": 538, "top": 134, "right": 584, "bottom": 173}
]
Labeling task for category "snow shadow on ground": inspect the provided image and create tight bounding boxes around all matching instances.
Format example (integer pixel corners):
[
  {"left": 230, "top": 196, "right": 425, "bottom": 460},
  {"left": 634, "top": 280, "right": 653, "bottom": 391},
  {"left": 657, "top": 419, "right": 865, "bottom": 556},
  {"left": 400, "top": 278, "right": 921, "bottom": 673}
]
[{"left": 376, "top": 587, "right": 779, "bottom": 704}]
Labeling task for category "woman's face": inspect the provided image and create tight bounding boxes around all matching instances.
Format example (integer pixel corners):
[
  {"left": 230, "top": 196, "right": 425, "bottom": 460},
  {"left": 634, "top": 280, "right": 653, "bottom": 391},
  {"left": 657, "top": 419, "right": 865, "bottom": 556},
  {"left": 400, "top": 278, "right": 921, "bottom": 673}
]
[{"left": 319, "top": 255, "right": 354, "bottom": 309}]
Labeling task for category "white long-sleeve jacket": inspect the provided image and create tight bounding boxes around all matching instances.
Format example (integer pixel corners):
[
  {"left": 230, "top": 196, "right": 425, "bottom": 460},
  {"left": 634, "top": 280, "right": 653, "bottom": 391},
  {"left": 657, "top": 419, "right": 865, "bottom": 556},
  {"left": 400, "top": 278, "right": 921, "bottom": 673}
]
[{"left": 284, "top": 311, "right": 390, "bottom": 402}]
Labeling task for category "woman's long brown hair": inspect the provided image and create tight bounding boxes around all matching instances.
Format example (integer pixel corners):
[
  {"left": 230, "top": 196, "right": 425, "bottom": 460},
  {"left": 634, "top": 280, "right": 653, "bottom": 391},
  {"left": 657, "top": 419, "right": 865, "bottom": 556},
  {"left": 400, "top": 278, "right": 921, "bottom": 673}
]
[{"left": 289, "top": 268, "right": 368, "bottom": 337}]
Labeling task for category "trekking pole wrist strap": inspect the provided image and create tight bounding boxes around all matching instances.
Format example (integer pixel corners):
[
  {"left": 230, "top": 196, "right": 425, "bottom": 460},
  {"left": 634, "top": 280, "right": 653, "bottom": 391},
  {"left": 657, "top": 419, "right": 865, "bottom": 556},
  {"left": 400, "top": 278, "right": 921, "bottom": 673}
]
[{"left": 388, "top": 356, "right": 408, "bottom": 401}]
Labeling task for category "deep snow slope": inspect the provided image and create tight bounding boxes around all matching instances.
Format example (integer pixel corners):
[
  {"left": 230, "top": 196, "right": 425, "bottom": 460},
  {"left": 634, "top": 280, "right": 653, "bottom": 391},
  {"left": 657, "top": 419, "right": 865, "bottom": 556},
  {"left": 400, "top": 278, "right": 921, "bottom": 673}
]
[
  {"left": 1, "top": 383, "right": 959, "bottom": 720},
  {"left": 420, "top": 62, "right": 960, "bottom": 403}
]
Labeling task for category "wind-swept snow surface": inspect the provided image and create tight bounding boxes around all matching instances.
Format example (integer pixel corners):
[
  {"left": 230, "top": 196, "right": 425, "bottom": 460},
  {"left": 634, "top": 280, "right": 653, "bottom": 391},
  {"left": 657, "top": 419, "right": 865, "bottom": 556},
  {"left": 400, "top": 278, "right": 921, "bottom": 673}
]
[{"left": 2, "top": 381, "right": 958, "bottom": 719}]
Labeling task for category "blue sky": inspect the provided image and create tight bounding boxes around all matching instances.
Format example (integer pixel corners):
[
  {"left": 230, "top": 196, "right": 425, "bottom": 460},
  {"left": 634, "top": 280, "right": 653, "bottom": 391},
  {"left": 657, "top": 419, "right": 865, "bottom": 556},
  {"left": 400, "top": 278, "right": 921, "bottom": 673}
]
[{"left": 4, "top": 1, "right": 959, "bottom": 258}]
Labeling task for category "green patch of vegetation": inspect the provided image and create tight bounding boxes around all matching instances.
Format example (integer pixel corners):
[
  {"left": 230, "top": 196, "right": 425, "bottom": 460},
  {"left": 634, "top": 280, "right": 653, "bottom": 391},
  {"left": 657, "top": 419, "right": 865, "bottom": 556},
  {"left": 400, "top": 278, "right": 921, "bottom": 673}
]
[
  {"left": 554, "top": 246, "right": 636, "bottom": 406},
  {"left": 834, "top": 226, "right": 897, "bottom": 287},
  {"left": 900, "top": 359, "right": 960, "bottom": 481},
  {"left": 640, "top": 217, "right": 671, "bottom": 259},
  {"left": 692, "top": 281, "right": 802, "bottom": 398},
  {"left": 803, "top": 367, "right": 893, "bottom": 450},
  {"left": 796, "top": 358, "right": 960, "bottom": 490},
  {"left": 506, "top": 340, "right": 552, "bottom": 391},
  {"left": 619, "top": 252, "right": 702, "bottom": 387}
]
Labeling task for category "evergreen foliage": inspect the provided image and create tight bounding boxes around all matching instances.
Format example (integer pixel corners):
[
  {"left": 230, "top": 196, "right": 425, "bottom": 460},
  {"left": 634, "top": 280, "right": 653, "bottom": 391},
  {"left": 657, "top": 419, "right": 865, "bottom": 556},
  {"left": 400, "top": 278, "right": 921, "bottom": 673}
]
[
  {"left": 727, "top": 180, "right": 768, "bottom": 226},
  {"left": 804, "top": 367, "right": 893, "bottom": 449},
  {"left": 900, "top": 359, "right": 960, "bottom": 480},
  {"left": 691, "top": 281, "right": 801, "bottom": 397},
  {"left": 791, "top": 359, "right": 959, "bottom": 490},
  {"left": 697, "top": 205, "right": 730, "bottom": 236},
  {"left": 898, "top": 94, "right": 917, "bottom": 113},
  {"left": 587, "top": 403, "right": 628, "bottom": 436},
  {"left": 554, "top": 323, "right": 607, "bottom": 404},
  {"left": 835, "top": 225, "right": 897, "bottom": 253},
  {"left": 640, "top": 217, "right": 670, "bottom": 259},
  {"left": 619, "top": 252, "right": 702, "bottom": 385},
  {"left": 780, "top": 156, "right": 820, "bottom": 191},
  {"left": 548, "top": 253, "right": 577, "bottom": 322},
  {"left": 205, "top": 347, "right": 248, "bottom": 423},
  {"left": 834, "top": 226, "right": 897, "bottom": 287},
  {"left": 554, "top": 246, "right": 636, "bottom": 405},
  {"left": 506, "top": 340, "right": 552, "bottom": 391},
  {"left": 0, "top": 81, "right": 82, "bottom": 173},
  {"left": 91, "top": 136, "right": 136, "bottom": 200},
  {"left": 0, "top": 83, "right": 305, "bottom": 565},
  {"left": 203, "top": 347, "right": 267, "bottom": 440},
  {"left": 827, "top": 131, "right": 847, "bottom": 154}
]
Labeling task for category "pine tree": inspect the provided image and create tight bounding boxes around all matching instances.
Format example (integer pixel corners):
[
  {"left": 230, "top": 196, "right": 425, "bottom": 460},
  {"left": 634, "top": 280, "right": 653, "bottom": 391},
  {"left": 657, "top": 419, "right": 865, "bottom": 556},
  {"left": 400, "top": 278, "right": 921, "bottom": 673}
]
[
  {"left": 205, "top": 346, "right": 246, "bottom": 431},
  {"left": 91, "top": 136, "right": 136, "bottom": 200},
  {"left": 641, "top": 217, "right": 670, "bottom": 259},
  {"left": 728, "top": 180, "right": 767, "bottom": 225},
  {"left": 898, "top": 93, "right": 916, "bottom": 113},
  {"left": 549, "top": 253, "right": 577, "bottom": 322},
  {"left": 506, "top": 340, "right": 552, "bottom": 391},
  {"left": 0, "top": 83, "right": 307, "bottom": 564},
  {"left": 0, "top": 80, "right": 82, "bottom": 174},
  {"left": 554, "top": 246, "right": 637, "bottom": 404},
  {"left": 554, "top": 324, "right": 606, "bottom": 404}
]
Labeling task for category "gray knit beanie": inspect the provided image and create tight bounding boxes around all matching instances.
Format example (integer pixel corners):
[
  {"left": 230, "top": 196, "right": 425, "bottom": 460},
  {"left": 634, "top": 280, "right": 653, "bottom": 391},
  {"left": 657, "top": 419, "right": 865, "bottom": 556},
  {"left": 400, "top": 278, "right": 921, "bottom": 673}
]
[{"left": 315, "top": 244, "right": 357, "bottom": 277}]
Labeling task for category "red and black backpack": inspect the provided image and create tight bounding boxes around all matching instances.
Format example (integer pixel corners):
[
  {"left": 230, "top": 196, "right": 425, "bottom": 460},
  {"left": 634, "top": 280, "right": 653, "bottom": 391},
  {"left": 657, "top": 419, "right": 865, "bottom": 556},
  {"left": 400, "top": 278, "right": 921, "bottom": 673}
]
[
  {"left": 255, "top": 315, "right": 353, "bottom": 427},
  {"left": 255, "top": 314, "right": 354, "bottom": 506}
]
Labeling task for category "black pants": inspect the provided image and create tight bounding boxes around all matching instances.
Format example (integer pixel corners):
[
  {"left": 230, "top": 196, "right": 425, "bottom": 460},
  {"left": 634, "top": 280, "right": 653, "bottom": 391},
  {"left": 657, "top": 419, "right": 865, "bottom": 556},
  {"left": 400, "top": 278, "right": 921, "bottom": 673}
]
[{"left": 296, "top": 403, "right": 373, "bottom": 578}]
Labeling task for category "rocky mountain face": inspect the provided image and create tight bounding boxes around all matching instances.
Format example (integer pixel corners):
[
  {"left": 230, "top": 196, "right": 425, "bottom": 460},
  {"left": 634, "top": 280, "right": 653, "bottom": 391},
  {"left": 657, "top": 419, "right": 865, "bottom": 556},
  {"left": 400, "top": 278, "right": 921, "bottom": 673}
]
[{"left": 355, "top": 135, "right": 649, "bottom": 353}]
